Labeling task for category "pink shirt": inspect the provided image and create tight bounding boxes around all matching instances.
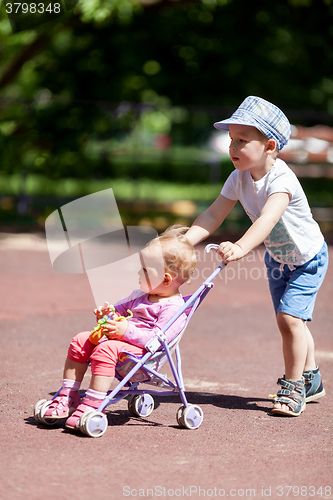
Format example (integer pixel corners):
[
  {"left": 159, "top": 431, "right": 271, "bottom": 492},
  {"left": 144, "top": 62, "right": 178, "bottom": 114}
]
[{"left": 114, "top": 290, "right": 186, "bottom": 349}]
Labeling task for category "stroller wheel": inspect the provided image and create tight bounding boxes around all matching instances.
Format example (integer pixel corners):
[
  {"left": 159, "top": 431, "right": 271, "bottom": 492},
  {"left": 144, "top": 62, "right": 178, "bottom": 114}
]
[
  {"left": 80, "top": 411, "right": 108, "bottom": 438},
  {"left": 178, "top": 405, "right": 203, "bottom": 430},
  {"left": 33, "top": 399, "right": 48, "bottom": 423},
  {"left": 38, "top": 400, "right": 58, "bottom": 426},
  {"left": 79, "top": 410, "right": 94, "bottom": 434},
  {"left": 128, "top": 394, "right": 154, "bottom": 418},
  {"left": 176, "top": 405, "right": 186, "bottom": 427}
]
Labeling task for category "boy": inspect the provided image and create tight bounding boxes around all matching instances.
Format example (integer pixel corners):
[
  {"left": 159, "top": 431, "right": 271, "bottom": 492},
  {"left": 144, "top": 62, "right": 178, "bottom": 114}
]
[{"left": 186, "top": 96, "right": 328, "bottom": 417}]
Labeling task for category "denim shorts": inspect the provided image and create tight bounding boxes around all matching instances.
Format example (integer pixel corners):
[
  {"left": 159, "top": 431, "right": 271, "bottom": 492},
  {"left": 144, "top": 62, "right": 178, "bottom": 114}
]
[{"left": 265, "top": 242, "right": 329, "bottom": 321}]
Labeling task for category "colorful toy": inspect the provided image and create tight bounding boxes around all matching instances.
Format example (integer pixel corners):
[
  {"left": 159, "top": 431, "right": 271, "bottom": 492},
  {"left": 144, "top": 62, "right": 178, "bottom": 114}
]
[{"left": 89, "top": 306, "right": 133, "bottom": 345}]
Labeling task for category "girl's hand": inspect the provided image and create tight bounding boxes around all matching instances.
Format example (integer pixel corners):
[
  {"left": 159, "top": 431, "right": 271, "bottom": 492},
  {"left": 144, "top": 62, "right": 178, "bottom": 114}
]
[
  {"left": 94, "top": 301, "right": 114, "bottom": 320},
  {"left": 101, "top": 319, "right": 128, "bottom": 339},
  {"left": 217, "top": 241, "right": 244, "bottom": 263}
]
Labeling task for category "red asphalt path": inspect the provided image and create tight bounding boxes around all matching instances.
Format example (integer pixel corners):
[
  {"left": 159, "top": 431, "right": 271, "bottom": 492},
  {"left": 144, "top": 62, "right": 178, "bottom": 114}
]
[{"left": 0, "top": 233, "right": 332, "bottom": 500}]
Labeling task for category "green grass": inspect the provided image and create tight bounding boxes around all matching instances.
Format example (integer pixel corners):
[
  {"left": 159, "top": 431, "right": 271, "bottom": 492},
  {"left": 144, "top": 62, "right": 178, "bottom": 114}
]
[
  {"left": 1, "top": 173, "right": 333, "bottom": 205},
  {"left": 0, "top": 173, "right": 222, "bottom": 202},
  {"left": 0, "top": 173, "right": 240, "bottom": 232},
  {"left": 0, "top": 173, "right": 332, "bottom": 234}
]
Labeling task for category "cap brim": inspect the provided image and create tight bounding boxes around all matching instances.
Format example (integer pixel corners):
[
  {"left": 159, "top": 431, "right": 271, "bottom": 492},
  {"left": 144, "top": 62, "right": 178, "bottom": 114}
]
[{"left": 214, "top": 118, "right": 257, "bottom": 131}]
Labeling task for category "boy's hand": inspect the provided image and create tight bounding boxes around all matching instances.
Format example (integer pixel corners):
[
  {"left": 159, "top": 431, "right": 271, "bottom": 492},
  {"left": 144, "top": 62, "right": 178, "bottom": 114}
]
[
  {"left": 94, "top": 301, "right": 114, "bottom": 320},
  {"left": 217, "top": 241, "right": 244, "bottom": 263},
  {"left": 101, "top": 319, "right": 128, "bottom": 339}
]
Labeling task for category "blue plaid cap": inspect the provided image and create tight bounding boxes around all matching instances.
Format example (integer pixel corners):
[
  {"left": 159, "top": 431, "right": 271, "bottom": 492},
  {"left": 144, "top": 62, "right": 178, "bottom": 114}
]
[{"left": 214, "top": 96, "right": 291, "bottom": 151}]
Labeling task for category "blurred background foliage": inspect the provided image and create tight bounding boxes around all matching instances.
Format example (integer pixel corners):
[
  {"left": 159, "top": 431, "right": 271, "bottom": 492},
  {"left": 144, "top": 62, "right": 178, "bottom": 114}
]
[{"left": 0, "top": 0, "right": 333, "bottom": 233}]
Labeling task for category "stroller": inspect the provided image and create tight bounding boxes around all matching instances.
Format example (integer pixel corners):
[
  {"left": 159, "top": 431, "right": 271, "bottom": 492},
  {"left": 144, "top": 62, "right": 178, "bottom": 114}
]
[{"left": 34, "top": 245, "right": 224, "bottom": 438}]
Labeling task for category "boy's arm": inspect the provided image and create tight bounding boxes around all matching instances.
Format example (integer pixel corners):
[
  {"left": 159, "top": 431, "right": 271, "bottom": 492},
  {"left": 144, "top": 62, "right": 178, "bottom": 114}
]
[
  {"left": 186, "top": 194, "right": 237, "bottom": 245},
  {"left": 218, "top": 192, "right": 290, "bottom": 263}
]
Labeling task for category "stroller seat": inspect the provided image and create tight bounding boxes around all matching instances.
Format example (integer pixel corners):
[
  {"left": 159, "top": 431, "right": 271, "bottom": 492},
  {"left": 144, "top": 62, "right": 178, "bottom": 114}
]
[{"left": 115, "top": 328, "right": 185, "bottom": 385}]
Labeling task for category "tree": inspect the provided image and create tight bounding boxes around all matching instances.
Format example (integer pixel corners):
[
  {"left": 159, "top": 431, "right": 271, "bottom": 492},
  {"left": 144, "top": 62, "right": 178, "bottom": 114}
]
[{"left": 0, "top": 0, "right": 332, "bottom": 180}]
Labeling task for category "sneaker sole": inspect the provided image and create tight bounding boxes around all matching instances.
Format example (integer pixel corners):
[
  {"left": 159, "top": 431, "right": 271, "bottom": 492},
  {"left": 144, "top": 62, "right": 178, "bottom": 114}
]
[
  {"left": 272, "top": 397, "right": 306, "bottom": 417},
  {"left": 305, "top": 388, "right": 326, "bottom": 403},
  {"left": 272, "top": 403, "right": 306, "bottom": 417}
]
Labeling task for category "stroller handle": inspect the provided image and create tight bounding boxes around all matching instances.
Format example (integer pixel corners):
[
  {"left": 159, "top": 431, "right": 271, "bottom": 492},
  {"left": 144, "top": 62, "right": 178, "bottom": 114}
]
[
  {"left": 205, "top": 243, "right": 219, "bottom": 253},
  {"left": 205, "top": 243, "right": 227, "bottom": 266}
]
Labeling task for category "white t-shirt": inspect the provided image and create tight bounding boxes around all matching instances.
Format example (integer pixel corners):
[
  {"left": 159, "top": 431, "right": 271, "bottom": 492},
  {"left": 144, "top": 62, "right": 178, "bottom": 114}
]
[{"left": 221, "top": 158, "right": 324, "bottom": 265}]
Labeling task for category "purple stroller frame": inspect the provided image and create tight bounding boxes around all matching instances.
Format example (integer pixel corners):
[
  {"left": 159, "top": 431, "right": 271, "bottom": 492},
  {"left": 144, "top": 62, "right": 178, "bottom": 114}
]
[{"left": 93, "top": 259, "right": 225, "bottom": 426}]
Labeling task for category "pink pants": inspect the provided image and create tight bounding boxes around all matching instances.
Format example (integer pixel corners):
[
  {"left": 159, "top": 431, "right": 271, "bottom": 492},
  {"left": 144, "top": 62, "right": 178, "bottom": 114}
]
[{"left": 67, "top": 331, "right": 146, "bottom": 377}]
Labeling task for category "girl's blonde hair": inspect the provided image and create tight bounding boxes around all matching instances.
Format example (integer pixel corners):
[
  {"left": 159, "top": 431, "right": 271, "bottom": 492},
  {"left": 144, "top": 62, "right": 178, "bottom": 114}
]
[{"left": 146, "top": 225, "right": 196, "bottom": 283}]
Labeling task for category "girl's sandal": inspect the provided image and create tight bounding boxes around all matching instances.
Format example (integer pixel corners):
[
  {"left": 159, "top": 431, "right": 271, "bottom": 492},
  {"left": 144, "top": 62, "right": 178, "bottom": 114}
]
[
  {"left": 272, "top": 377, "right": 306, "bottom": 417},
  {"left": 44, "top": 389, "right": 81, "bottom": 419},
  {"left": 65, "top": 397, "right": 104, "bottom": 430}
]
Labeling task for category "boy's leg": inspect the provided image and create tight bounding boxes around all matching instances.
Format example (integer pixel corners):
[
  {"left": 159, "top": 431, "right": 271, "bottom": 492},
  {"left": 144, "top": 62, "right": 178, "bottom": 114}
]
[
  {"left": 266, "top": 244, "right": 328, "bottom": 415},
  {"left": 304, "top": 323, "right": 316, "bottom": 372},
  {"left": 274, "top": 312, "right": 307, "bottom": 414},
  {"left": 274, "top": 315, "right": 325, "bottom": 413},
  {"left": 277, "top": 312, "right": 310, "bottom": 381}
]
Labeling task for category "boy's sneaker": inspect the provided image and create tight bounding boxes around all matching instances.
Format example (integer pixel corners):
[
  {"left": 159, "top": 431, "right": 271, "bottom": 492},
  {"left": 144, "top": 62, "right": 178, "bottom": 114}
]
[
  {"left": 65, "top": 397, "right": 104, "bottom": 430},
  {"left": 44, "top": 388, "right": 81, "bottom": 419},
  {"left": 303, "top": 366, "right": 326, "bottom": 402}
]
